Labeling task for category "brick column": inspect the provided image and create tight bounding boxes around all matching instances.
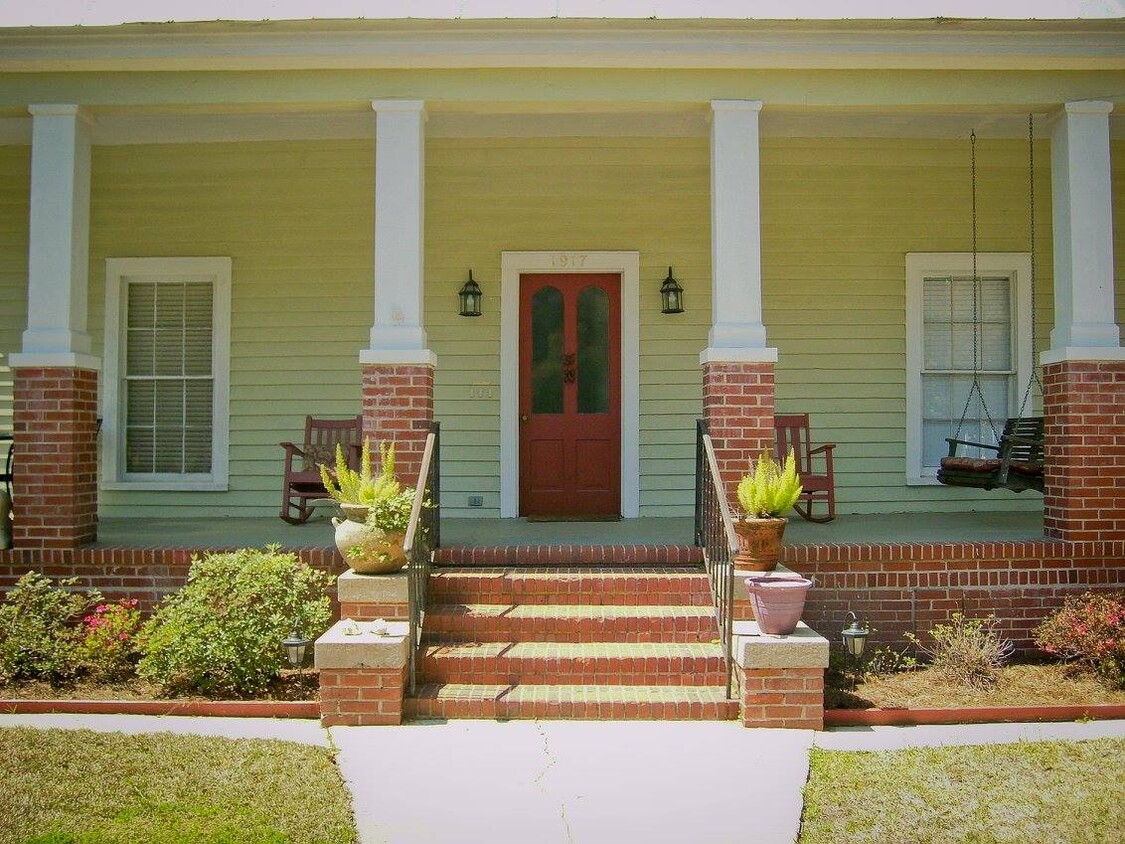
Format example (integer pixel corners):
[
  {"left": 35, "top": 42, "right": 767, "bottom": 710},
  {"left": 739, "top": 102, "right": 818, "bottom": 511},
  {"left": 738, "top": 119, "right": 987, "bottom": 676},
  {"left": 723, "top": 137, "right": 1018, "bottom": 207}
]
[
  {"left": 315, "top": 619, "right": 409, "bottom": 726},
  {"left": 12, "top": 367, "right": 98, "bottom": 549},
  {"left": 702, "top": 360, "right": 776, "bottom": 499},
  {"left": 1043, "top": 360, "right": 1125, "bottom": 542},
  {"left": 734, "top": 622, "right": 828, "bottom": 730},
  {"left": 361, "top": 362, "right": 434, "bottom": 484}
]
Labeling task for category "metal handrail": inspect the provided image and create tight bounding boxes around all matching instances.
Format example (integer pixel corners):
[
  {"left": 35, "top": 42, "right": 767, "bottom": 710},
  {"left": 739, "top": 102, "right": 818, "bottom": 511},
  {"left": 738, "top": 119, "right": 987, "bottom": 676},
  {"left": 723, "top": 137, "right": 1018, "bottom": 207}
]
[
  {"left": 403, "top": 422, "right": 440, "bottom": 694},
  {"left": 694, "top": 419, "right": 738, "bottom": 699}
]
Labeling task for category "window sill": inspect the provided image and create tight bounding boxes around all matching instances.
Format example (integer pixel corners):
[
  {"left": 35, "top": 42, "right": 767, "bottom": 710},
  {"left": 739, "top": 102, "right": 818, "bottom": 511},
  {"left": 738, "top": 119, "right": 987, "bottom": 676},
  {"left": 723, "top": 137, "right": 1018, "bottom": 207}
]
[{"left": 100, "top": 481, "right": 229, "bottom": 492}]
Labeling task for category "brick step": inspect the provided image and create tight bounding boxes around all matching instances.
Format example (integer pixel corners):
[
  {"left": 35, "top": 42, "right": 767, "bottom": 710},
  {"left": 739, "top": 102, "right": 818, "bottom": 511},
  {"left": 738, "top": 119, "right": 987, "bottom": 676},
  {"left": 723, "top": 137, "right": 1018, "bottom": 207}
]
[
  {"left": 416, "top": 641, "right": 727, "bottom": 686},
  {"left": 434, "top": 544, "right": 703, "bottom": 567},
  {"left": 406, "top": 683, "right": 739, "bottom": 721},
  {"left": 423, "top": 604, "right": 721, "bottom": 643},
  {"left": 427, "top": 567, "right": 713, "bottom": 607}
]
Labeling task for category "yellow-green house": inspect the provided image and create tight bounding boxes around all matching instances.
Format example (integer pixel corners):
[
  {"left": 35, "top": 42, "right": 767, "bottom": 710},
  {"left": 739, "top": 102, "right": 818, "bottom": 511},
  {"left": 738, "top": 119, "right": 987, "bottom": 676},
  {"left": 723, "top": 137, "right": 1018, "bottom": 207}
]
[{"left": 1, "top": 4, "right": 1123, "bottom": 535}]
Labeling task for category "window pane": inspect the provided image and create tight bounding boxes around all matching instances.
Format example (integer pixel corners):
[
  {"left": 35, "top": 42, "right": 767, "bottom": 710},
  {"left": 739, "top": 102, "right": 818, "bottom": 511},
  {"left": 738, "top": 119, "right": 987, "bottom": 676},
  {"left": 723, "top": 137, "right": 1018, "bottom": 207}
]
[
  {"left": 531, "top": 286, "right": 564, "bottom": 414},
  {"left": 126, "top": 329, "right": 156, "bottom": 376},
  {"left": 125, "top": 429, "right": 154, "bottom": 473},
  {"left": 577, "top": 285, "right": 610, "bottom": 414},
  {"left": 155, "top": 328, "right": 185, "bottom": 375}
]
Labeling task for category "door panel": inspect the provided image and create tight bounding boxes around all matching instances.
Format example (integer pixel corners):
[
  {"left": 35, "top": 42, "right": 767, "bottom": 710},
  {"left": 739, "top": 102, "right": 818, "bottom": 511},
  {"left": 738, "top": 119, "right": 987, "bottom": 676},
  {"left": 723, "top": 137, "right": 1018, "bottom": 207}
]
[{"left": 519, "top": 273, "right": 621, "bottom": 516}]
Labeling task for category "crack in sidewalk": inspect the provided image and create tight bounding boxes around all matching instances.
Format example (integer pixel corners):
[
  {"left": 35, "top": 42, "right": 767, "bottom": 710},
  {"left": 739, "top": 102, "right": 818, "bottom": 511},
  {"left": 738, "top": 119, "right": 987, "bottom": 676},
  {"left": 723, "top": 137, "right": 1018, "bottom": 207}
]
[{"left": 534, "top": 719, "right": 575, "bottom": 844}]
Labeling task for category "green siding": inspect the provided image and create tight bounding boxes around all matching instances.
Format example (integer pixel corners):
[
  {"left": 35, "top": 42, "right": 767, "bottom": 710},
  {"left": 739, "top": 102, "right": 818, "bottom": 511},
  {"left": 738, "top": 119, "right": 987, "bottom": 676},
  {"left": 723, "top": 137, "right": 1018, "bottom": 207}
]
[
  {"left": 0, "top": 145, "right": 28, "bottom": 461},
  {"left": 90, "top": 141, "right": 372, "bottom": 516}
]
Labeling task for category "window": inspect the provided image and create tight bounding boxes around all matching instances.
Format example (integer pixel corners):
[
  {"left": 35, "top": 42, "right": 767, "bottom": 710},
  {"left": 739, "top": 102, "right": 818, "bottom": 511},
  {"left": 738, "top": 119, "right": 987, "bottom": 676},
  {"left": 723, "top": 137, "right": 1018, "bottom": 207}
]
[
  {"left": 905, "top": 253, "right": 1033, "bottom": 484},
  {"left": 103, "top": 258, "right": 231, "bottom": 490}
]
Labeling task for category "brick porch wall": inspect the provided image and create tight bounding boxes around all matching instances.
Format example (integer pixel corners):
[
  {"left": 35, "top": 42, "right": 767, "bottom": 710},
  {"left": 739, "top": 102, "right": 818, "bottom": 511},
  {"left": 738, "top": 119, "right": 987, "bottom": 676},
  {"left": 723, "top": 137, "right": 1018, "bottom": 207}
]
[
  {"left": 361, "top": 363, "right": 434, "bottom": 483},
  {"left": 1043, "top": 360, "right": 1125, "bottom": 542},
  {"left": 12, "top": 367, "right": 99, "bottom": 550},
  {"left": 791, "top": 538, "right": 1125, "bottom": 651},
  {"left": 701, "top": 361, "right": 775, "bottom": 504}
]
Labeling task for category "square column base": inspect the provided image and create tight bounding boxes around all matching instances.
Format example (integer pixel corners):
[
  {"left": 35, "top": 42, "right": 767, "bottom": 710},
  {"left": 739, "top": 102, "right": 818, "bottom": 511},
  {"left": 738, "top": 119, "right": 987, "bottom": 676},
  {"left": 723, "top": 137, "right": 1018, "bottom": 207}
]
[
  {"left": 315, "top": 618, "right": 409, "bottom": 726},
  {"left": 734, "top": 620, "right": 829, "bottom": 730},
  {"left": 361, "top": 362, "right": 434, "bottom": 483}
]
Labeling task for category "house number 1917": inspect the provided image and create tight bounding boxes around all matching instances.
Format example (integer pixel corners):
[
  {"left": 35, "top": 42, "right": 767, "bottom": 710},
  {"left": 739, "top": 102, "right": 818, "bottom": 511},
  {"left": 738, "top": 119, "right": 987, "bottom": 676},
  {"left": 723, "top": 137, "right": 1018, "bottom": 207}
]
[{"left": 551, "top": 253, "right": 587, "bottom": 268}]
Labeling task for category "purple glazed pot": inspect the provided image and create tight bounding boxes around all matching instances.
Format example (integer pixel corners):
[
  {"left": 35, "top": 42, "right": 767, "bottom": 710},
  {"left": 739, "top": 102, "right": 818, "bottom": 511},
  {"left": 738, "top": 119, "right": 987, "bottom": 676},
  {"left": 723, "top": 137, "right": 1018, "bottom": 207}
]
[{"left": 745, "top": 576, "right": 813, "bottom": 635}]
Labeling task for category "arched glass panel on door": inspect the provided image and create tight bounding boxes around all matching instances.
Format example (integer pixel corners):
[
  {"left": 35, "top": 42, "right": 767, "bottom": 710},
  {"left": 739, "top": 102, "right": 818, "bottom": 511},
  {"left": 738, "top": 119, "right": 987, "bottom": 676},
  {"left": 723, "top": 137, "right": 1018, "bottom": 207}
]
[
  {"left": 531, "top": 286, "right": 564, "bottom": 414},
  {"left": 577, "top": 285, "right": 610, "bottom": 414}
]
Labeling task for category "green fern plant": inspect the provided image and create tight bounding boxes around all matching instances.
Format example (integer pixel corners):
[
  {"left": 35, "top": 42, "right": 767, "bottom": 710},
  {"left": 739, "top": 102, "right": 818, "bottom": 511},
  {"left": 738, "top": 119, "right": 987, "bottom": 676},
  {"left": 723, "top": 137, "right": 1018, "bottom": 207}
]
[
  {"left": 736, "top": 449, "right": 802, "bottom": 519},
  {"left": 319, "top": 439, "right": 402, "bottom": 506}
]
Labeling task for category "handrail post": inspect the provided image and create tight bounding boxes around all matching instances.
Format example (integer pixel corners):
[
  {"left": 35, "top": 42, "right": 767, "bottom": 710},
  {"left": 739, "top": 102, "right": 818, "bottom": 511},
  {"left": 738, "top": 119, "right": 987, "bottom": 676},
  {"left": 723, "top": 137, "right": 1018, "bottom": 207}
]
[{"left": 403, "top": 421, "right": 440, "bottom": 695}]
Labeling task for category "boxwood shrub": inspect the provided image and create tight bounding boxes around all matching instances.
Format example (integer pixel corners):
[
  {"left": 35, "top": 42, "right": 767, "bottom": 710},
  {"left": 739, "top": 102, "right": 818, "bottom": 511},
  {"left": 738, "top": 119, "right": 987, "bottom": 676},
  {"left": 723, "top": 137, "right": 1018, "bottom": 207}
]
[{"left": 137, "top": 546, "right": 331, "bottom": 697}]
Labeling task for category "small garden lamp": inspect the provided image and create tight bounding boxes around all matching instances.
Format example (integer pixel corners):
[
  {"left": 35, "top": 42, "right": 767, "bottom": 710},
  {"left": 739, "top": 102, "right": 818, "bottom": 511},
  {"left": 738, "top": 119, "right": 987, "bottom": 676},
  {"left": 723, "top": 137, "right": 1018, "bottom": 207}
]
[
  {"left": 458, "top": 270, "right": 483, "bottom": 317},
  {"left": 282, "top": 626, "right": 312, "bottom": 669},
  {"left": 660, "top": 267, "right": 684, "bottom": 314}
]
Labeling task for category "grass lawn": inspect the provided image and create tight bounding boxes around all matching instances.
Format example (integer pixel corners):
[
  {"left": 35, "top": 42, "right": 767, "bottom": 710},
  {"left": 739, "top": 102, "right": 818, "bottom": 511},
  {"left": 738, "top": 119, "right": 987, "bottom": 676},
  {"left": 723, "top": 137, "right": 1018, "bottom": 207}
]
[
  {"left": 799, "top": 737, "right": 1125, "bottom": 844},
  {"left": 0, "top": 727, "right": 356, "bottom": 844}
]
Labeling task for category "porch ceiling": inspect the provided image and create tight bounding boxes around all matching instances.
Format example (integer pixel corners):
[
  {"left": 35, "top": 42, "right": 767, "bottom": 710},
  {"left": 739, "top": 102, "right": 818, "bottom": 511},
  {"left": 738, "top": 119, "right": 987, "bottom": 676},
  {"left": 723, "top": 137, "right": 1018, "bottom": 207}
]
[{"left": 92, "top": 510, "right": 1045, "bottom": 551}]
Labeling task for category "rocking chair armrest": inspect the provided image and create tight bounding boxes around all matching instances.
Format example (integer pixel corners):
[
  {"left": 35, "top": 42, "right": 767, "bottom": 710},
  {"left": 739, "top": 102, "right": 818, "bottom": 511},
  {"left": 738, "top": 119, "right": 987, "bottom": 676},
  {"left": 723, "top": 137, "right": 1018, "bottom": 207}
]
[
  {"left": 280, "top": 441, "right": 308, "bottom": 471},
  {"left": 808, "top": 443, "right": 835, "bottom": 456}
]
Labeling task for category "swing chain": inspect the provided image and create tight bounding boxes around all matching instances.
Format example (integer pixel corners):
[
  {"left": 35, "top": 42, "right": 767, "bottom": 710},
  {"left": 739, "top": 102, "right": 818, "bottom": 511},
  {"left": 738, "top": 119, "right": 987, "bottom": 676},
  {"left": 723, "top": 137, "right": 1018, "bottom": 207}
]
[{"left": 1017, "top": 112, "right": 1043, "bottom": 419}]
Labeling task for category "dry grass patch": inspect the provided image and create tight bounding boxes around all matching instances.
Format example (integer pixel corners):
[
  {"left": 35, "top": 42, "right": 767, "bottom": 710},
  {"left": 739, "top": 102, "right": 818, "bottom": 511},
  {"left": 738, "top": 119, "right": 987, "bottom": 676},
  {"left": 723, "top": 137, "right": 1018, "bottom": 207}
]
[
  {"left": 800, "top": 738, "right": 1125, "bottom": 844},
  {"left": 829, "top": 662, "right": 1125, "bottom": 710},
  {"left": 0, "top": 727, "right": 355, "bottom": 844}
]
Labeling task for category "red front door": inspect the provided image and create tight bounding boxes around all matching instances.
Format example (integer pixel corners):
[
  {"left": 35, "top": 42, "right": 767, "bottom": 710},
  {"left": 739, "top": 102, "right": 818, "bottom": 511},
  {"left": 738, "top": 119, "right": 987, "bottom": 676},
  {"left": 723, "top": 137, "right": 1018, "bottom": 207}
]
[{"left": 519, "top": 273, "right": 621, "bottom": 517}]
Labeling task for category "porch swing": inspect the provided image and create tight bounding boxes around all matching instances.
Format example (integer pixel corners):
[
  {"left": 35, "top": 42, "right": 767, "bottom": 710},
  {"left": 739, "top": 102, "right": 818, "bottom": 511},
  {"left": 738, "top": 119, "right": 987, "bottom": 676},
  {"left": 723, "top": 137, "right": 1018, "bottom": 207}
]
[{"left": 935, "top": 117, "right": 1045, "bottom": 494}]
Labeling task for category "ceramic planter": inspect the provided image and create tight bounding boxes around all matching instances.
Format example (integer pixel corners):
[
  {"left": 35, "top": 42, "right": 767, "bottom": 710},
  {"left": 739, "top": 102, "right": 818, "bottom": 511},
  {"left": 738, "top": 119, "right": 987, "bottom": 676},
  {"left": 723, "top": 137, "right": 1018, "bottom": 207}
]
[
  {"left": 745, "top": 575, "right": 813, "bottom": 635},
  {"left": 732, "top": 517, "right": 788, "bottom": 571},
  {"left": 331, "top": 503, "right": 408, "bottom": 574}
]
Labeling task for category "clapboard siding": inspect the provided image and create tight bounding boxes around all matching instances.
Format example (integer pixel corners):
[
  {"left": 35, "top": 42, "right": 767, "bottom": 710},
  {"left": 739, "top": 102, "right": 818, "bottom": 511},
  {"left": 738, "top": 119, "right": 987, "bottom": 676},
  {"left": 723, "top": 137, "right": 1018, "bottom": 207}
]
[
  {"left": 0, "top": 146, "right": 28, "bottom": 465},
  {"left": 426, "top": 136, "right": 711, "bottom": 516},
  {"left": 90, "top": 140, "right": 372, "bottom": 517},
  {"left": 764, "top": 136, "right": 1052, "bottom": 513}
]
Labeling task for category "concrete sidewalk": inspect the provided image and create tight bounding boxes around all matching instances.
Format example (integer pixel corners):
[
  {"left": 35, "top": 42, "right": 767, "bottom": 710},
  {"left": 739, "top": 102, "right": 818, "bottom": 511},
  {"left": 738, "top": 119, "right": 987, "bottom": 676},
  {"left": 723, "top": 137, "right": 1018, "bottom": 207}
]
[{"left": 2, "top": 714, "right": 1123, "bottom": 844}]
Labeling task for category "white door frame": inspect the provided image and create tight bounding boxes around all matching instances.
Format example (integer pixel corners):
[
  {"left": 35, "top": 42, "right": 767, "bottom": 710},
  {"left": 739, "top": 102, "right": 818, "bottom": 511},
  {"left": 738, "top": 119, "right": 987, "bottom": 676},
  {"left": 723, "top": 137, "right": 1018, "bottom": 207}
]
[{"left": 500, "top": 250, "right": 640, "bottom": 518}]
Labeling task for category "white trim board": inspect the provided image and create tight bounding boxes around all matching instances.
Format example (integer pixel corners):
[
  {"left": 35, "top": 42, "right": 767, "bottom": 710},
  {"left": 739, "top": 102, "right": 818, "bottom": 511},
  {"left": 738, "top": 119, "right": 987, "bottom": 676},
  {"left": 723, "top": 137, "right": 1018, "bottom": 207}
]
[{"left": 500, "top": 251, "right": 640, "bottom": 519}]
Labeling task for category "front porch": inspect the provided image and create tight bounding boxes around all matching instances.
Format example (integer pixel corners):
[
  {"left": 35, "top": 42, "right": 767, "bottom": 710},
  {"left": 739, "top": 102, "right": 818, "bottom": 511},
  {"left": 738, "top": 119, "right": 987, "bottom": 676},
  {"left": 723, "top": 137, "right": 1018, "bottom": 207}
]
[{"left": 90, "top": 509, "right": 1047, "bottom": 550}]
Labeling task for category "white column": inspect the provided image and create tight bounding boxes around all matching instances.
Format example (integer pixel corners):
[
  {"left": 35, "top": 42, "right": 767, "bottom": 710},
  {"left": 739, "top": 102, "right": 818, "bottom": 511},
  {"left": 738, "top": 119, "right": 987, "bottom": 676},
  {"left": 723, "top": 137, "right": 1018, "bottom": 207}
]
[
  {"left": 1043, "top": 100, "right": 1123, "bottom": 364},
  {"left": 10, "top": 104, "right": 98, "bottom": 370},
  {"left": 701, "top": 99, "right": 776, "bottom": 365},
  {"left": 361, "top": 99, "right": 434, "bottom": 365}
]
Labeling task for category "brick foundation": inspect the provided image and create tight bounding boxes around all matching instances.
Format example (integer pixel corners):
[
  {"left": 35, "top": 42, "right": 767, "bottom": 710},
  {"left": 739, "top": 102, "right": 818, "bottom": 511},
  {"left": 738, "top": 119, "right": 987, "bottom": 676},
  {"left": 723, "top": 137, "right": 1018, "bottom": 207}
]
[
  {"left": 701, "top": 361, "right": 775, "bottom": 504},
  {"left": 792, "top": 538, "right": 1125, "bottom": 651},
  {"left": 12, "top": 367, "right": 99, "bottom": 549},
  {"left": 361, "top": 363, "right": 434, "bottom": 483},
  {"left": 318, "top": 665, "right": 407, "bottom": 726},
  {"left": 1043, "top": 360, "right": 1125, "bottom": 542}
]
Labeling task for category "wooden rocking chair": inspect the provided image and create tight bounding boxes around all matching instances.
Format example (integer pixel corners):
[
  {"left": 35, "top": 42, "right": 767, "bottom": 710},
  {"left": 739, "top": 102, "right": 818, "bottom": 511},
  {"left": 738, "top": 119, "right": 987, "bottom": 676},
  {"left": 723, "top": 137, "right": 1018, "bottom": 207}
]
[
  {"left": 775, "top": 413, "right": 837, "bottom": 523},
  {"left": 280, "top": 415, "right": 363, "bottom": 524},
  {"left": 937, "top": 416, "right": 1044, "bottom": 494}
]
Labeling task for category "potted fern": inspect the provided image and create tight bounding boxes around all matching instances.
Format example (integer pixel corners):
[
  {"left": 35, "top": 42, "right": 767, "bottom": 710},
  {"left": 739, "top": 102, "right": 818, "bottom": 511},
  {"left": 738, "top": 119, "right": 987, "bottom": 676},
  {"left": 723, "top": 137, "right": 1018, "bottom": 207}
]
[
  {"left": 319, "top": 440, "right": 415, "bottom": 574},
  {"left": 733, "top": 449, "right": 803, "bottom": 572}
]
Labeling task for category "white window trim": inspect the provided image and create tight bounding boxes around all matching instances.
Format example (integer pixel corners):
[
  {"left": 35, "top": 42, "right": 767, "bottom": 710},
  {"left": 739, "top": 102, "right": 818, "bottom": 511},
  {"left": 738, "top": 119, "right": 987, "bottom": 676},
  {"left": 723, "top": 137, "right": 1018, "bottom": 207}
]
[
  {"left": 500, "top": 251, "right": 640, "bottom": 519},
  {"left": 905, "top": 252, "right": 1033, "bottom": 485},
  {"left": 102, "top": 257, "right": 231, "bottom": 491}
]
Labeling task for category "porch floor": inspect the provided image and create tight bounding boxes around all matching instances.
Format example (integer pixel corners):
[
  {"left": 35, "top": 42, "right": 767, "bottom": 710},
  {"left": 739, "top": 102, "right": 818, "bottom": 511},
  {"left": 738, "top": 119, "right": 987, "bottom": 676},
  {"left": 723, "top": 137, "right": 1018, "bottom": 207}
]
[{"left": 92, "top": 509, "right": 1045, "bottom": 550}]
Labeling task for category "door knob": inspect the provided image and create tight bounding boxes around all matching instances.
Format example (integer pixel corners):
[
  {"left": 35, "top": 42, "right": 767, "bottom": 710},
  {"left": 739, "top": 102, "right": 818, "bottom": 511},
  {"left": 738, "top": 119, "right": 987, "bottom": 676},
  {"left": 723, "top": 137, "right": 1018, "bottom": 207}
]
[{"left": 520, "top": 415, "right": 528, "bottom": 422}]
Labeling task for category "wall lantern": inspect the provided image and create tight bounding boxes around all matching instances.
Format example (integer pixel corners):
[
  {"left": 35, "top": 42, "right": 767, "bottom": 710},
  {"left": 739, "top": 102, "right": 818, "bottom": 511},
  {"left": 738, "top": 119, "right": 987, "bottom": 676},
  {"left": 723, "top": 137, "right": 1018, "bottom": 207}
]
[
  {"left": 660, "top": 267, "right": 684, "bottom": 314},
  {"left": 841, "top": 611, "right": 869, "bottom": 660},
  {"left": 458, "top": 270, "right": 483, "bottom": 317},
  {"left": 282, "top": 626, "right": 312, "bottom": 668}
]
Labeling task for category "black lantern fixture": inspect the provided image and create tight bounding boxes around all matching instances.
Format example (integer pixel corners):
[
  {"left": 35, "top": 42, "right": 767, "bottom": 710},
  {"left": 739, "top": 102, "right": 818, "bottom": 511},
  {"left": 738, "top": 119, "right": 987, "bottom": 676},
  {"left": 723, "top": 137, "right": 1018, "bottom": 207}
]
[
  {"left": 458, "top": 270, "right": 483, "bottom": 317},
  {"left": 282, "top": 626, "right": 312, "bottom": 669},
  {"left": 841, "top": 611, "right": 869, "bottom": 660},
  {"left": 660, "top": 266, "right": 684, "bottom": 314}
]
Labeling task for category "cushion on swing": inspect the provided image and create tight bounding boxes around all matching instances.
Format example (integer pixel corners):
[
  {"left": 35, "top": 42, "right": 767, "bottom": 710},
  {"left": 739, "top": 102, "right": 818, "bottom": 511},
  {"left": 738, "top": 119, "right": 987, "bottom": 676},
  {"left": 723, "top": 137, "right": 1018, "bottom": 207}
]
[
  {"left": 1008, "top": 460, "right": 1044, "bottom": 477},
  {"left": 940, "top": 456, "right": 1001, "bottom": 473}
]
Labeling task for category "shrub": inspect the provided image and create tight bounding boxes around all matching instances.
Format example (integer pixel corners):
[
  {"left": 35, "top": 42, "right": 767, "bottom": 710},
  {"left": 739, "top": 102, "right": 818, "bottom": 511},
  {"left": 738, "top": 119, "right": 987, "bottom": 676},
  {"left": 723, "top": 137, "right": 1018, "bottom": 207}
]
[
  {"left": 76, "top": 598, "right": 142, "bottom": 681},
  {"left": 0, "top": 572, "right": 101, "bottom": 684},
  {"left": 862, "top": 645, "right": 920, "bottom": 679},
  {"left": 906, "top": 612, "right": 1014, "bottom": 690},
  {"left": 137, "top": 546, "right": 332, "bottom": 697},
  {"left": 1034, "top": 591, "right": 1125, "bottom": 689}
]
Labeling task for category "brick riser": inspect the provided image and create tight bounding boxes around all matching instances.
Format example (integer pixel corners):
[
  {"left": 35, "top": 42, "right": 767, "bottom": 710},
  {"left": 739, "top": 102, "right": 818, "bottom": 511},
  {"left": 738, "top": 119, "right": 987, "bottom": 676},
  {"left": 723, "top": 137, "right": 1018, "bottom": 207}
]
[
  {"left": 423, "top": 606, "right": 719, "bottom": 643},
  {"left": 434, "top": 545, "right": 703, "bottom": 566},
  {"left": 428, "top": 568, "right": 713, "bottom": 606},
  {"left": 417, "top": 645, "right": 726, "bottom": 686},
  {"left": 406, "top": 685, "right": 739, "bottom": 721}
]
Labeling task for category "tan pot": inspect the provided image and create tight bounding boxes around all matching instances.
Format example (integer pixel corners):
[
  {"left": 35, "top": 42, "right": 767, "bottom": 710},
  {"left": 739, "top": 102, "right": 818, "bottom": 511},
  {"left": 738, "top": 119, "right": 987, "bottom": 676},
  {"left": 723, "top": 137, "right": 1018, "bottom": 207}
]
[
  {"left": 732, "top": 517, "right": 788, "bottom": 572},
  {"left": 331, "top": 503, "right": 408, "bottom": 574}
]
